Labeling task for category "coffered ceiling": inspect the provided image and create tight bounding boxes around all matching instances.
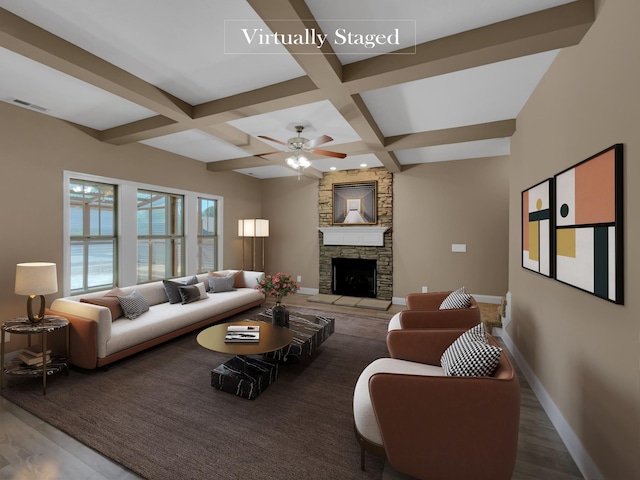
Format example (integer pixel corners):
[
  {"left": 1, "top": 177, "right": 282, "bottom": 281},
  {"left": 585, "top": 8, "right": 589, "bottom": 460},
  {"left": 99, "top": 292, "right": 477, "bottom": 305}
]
[{"left": 0, "top": 0, "right": 594, "bottom": 179}]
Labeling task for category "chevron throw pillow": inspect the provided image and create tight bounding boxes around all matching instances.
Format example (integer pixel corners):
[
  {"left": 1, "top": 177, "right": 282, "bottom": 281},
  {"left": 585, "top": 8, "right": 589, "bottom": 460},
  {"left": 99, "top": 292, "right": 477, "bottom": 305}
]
[
  {"left": 118, "top": 289, "right": 150, "bottom": 320},
  {"left": 439, "top": 286, "right": 472, "bottom": 309},
  {"left": 440, "top": 323, "right": 502, "bottom": 376}
]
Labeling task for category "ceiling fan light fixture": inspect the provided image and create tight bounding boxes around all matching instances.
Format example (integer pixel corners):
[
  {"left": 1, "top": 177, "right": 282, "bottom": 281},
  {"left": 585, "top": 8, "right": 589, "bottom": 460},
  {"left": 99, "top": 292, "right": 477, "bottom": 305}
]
[{"left": 286, "top": 153, "right": 310, "bottom": 170}]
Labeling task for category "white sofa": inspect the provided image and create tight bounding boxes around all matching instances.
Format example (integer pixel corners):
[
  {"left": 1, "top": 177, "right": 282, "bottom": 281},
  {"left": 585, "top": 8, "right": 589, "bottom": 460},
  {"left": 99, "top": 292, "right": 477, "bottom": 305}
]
[{"left": 49, "top": 271, "right": 264, "bottom": 369}]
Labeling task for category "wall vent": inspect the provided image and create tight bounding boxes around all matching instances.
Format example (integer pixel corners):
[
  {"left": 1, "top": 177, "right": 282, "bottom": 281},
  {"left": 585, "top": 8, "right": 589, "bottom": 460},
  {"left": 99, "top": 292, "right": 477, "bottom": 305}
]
[{"left": 7, "top": 97, "right": 49, "bottom": 112}]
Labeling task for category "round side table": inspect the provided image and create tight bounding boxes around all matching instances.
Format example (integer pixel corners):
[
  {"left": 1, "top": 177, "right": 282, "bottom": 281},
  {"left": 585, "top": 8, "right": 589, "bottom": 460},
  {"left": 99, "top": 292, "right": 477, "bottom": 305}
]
[{"left": 0, "top": 315, "right": 70, "bottom": 395}]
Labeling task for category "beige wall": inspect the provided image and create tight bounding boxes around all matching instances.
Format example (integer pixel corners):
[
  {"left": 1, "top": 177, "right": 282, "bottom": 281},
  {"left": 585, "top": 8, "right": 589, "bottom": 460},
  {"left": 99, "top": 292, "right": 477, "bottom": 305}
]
[
  {"left": 394, "top": 157, "right": 509, "bottom": 297},
  {"left": 508, "top": 0, "right": 640, "bottom": 477},
  {"left": 260, "top": 175, "right": 320, "bottom": 288},
  {"left": 0, "top": 101, "right": 262, "bottom": 352},
  {"left": 261, "top": 157, "right": 509, "bottom": 300}
]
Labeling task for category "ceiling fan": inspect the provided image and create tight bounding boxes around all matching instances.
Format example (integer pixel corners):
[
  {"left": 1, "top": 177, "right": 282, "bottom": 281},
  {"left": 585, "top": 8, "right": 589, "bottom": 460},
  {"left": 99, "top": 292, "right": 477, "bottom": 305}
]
[{"left": 258, "top": 125, "right": 347, "bottom": 169}]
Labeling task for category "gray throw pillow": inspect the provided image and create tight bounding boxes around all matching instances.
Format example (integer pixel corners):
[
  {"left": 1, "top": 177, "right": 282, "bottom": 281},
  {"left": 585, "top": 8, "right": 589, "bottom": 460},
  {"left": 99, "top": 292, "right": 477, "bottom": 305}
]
[
  {"left": 118, "top": 289, "right": 150, "bottom": 320},
  {"left": 178, "top": 285, "right": 202, "bottom": 304},
  {"left": 208, "top": 275, "right": 235, "bottom": 293},
  {"left": 163, "top": 276, "right": 198, "bottom": 304}
]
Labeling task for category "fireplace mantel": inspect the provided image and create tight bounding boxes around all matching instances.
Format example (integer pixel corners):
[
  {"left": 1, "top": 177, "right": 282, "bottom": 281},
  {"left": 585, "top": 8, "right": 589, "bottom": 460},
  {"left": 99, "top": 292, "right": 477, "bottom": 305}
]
[{"left": 319, "top": 226, "right": 389, "bottom": 246}]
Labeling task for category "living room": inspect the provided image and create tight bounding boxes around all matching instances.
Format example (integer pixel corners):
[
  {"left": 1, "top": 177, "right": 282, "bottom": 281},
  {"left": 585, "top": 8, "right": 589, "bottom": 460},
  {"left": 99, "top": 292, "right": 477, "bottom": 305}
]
[{"left": 0, "top": 1, "right": 638, "bottom": 479}]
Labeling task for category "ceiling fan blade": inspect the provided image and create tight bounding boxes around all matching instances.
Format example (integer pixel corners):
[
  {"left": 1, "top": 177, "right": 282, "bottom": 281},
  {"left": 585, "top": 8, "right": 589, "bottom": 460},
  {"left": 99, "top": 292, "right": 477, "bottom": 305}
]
[
  {"left": 311, "top": 148, "right": 347, "bottom": 159},
  {"left": 255, "top": 151, "right": 281, "bottom": 157},
  {"left": 305, "top": 135, "right": 333, "bottom": 149},
  {"left": 258, "top": 135, "right": 288, "bottom": 147}
]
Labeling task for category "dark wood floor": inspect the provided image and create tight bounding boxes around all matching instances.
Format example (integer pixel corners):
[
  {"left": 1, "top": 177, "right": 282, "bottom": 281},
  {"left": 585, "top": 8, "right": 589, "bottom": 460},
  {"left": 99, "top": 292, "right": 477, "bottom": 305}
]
[{"left": 0, "top": 295, "right": 584, "bottom": 480}]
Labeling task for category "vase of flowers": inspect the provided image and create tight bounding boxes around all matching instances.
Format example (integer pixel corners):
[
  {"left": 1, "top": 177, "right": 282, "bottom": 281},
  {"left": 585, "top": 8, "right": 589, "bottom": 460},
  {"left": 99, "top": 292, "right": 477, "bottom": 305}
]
[{"left": 255, "top": 272, "right": 299, "bottom": 327}]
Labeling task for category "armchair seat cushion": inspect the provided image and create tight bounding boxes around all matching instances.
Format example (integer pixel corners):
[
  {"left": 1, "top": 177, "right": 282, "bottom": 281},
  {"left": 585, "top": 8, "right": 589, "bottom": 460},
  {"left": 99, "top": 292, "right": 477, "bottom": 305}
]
[
  {"left": 353, "top": 358, "right": 444, "bottom": 445},
  {"left": 387, "top": 312, "right": 401, "bottom": 331}
]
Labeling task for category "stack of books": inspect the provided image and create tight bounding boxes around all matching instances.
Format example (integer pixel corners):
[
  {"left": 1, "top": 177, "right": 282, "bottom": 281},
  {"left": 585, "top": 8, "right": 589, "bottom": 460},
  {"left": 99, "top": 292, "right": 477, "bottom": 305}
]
[
  {"left": 224, "top": 325, "right": 260, "bottom": 343},
  {"left": 17, "top": 345, "right": 52, "bottom": 367}
]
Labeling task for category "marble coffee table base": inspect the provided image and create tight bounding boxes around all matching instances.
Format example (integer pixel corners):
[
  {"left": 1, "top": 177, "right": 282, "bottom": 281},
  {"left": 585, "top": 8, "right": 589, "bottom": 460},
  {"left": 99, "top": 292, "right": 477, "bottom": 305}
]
[
  {"left": 259, "top": 311, "right": 335, "bottom": 363},
  {"left": 211, "top": 355, "right": 278, "bottom": 400}
]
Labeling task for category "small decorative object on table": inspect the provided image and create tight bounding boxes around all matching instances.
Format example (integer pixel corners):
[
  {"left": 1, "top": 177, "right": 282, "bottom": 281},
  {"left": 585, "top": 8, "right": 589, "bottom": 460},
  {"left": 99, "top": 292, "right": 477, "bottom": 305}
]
[
  {"left": 255, "top": 272, "right": 299, "bottom": 328},
  {"left": 224, "top": 325, "right": 260, "bottom": 343}
]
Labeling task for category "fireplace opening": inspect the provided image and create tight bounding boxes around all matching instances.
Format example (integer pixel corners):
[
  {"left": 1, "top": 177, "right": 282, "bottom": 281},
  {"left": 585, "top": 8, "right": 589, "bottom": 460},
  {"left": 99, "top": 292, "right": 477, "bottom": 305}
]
[{"left": 332, "top": 258, "right": 377, "bottom": 298}]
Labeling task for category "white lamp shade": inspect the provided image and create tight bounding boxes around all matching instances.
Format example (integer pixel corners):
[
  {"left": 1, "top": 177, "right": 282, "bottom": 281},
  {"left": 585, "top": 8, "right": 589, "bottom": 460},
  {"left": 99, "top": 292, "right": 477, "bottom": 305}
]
[
  {"left": 15, "top": 262, "right": 58, "bottom": 295},
  {"left": 255, "top": 219, "right": 269, "bottom": 237},
  {"left": 238, "top": 219, "right": 269, "bottom": 237},
  {"left": 238, "top": 219, "right": 253, "bottom": 237}
]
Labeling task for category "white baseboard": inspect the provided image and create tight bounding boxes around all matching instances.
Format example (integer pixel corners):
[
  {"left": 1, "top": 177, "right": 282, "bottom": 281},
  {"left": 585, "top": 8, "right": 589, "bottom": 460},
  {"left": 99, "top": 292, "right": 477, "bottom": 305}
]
[
  {"left": 500, "top": 329, "right": 604, "bottom": 480},
  {"left": 298, "top": 287, "right": 319, "bottom": 296},
  {"left": 470, "top": 293, "right": 502, "bottom": 304},
  {"left": 392, "top": 296, "right": 406, "bottom": 306}
]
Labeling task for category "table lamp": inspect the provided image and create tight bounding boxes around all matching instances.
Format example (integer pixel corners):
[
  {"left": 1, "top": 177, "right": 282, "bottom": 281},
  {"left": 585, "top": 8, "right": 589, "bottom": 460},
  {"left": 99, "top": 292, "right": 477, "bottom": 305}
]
[{"left": 15, "top": 262, "right": 58, "bottom": 323}]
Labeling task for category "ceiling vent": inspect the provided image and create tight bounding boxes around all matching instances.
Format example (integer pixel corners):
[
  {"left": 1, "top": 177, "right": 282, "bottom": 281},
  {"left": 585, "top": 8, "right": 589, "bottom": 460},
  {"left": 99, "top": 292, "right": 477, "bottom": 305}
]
[{"left": 7, "top": 97, "right": 49, "bottom": 112}]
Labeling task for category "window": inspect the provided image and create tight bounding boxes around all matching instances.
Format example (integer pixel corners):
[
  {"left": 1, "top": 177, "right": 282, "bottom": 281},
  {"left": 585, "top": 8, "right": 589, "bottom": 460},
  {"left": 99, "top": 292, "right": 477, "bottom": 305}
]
[
  {"left": 65, "top": 171, "right": 223, "bottom": 295},
  {"left": 69, "top": 179, "right": 117, "bottom": 293},
  {"left": 198, "top": 198, "right": 218, "bottom": 272},
  {"left": 137, "top": 190, "right": 184, "bottom": 282}
]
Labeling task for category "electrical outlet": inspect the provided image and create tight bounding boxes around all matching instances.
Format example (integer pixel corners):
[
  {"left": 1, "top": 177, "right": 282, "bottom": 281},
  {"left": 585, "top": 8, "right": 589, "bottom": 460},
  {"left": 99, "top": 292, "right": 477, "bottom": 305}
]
[
  {"left": 421, "top": 286, "right": 428, "bottom": 293},
  {"left": 297, "top": 276, "right": 302, "bottom": 282}
]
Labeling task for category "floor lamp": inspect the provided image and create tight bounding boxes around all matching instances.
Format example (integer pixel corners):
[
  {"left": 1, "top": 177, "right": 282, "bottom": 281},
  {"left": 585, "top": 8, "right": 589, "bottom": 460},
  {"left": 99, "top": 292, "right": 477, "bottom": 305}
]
[{"left": 238, "top": 219, "right": 269, "bottom": 271}]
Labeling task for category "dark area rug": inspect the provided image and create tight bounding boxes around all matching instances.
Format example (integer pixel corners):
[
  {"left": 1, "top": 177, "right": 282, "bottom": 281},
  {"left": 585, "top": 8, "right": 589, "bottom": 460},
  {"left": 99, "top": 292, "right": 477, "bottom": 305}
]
[{"left": 1, "top": 306, "right": 389, "bottom": 480}]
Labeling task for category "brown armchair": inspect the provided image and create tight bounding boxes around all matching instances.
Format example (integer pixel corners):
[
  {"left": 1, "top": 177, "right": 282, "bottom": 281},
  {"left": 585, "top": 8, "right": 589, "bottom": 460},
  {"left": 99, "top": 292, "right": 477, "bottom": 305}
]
[
  {"left": 353, "top": 328, "right": 520, "bottom": 480},
  {"left": 389, "top": 291, "right": 481, "bottom": 330}
]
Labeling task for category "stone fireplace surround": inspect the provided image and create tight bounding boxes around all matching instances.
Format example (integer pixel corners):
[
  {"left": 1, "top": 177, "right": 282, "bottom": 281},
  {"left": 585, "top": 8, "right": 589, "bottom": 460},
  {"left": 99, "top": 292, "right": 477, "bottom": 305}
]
[{"left": 318, "top": 168, "right": 393, "bottom": 301}]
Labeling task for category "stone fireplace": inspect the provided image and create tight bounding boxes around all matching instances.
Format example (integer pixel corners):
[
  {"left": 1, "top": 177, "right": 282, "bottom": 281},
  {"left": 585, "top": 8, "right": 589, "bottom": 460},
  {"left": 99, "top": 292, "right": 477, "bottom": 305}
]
[{"left": 318, "top": 168, "right": 393, "bottom": 301}]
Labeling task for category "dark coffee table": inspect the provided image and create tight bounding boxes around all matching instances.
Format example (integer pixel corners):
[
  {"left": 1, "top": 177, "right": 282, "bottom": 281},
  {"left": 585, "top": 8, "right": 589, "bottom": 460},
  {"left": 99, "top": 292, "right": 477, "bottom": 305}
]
[
  {"left": 197, "top": 320, "right": 292, "bottom": 400},
  {"left": 258, "top": 309, "right": 335, "bottom": 362}
]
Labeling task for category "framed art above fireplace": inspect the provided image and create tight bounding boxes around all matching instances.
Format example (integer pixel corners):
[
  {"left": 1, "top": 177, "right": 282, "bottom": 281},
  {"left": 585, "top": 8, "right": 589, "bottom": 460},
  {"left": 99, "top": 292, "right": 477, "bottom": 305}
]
[{"left": 332, "top": 181, "right": 377, "bottom": 224}]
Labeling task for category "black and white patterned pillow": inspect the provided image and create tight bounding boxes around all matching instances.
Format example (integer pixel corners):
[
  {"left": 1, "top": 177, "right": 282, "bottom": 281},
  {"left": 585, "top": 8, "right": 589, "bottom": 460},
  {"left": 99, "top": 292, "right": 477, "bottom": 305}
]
[
  {"left": 440, "top": 323, "right": 502, "bottom": 376},
  {"left": 439, "top": 286, "right": 472, "bottom": 310},
  {"left": 118, "top": 289, "right": 150, "bottom": 320}
]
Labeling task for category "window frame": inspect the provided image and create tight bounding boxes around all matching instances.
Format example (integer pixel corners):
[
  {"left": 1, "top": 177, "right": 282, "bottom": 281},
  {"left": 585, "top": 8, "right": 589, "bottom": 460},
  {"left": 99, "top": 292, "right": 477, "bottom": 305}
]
[
  {"left": 197, "top": 197, "right": 219, "bottom": 273},
  {"left": 63, "top": 171, "right": 224, "bottom": 296},
  {"left": 68, "top": 179, "right": 118, "bottom": 294},
  {"left": 136, "top": 189, "right": 185, "bottom": 283}
]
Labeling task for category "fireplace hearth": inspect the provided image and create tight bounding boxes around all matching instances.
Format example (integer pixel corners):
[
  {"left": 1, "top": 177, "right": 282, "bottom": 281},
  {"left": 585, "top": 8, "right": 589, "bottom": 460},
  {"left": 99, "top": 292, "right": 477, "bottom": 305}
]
[{"left": 332, "top": 258, "right": 377, "bottom": 298}]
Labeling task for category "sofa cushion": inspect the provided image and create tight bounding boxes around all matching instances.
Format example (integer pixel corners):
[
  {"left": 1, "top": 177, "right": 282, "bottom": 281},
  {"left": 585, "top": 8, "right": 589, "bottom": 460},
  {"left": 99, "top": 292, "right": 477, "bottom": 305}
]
[
  {"left": 178, "top": 283, "right": 207, "bottom": 304},
  {"left": 440, "top": 324, "right": 502, "bottom": 376},
  {"left": 163, "top": 276, "right": 198, "bottom": 304},
  {"left": 80, "top": 287, "right": 124, "bottom": 321},
  {"left": 208, "top": 275, "right": 236, "bottom": 293},
  {"left": 118, "top": 289, "right": 150, "bottom": 320},
  {"left": 209, "top": 270, "right": 245, "bottom": 288},
  {"left": 439, "top": 287, "right": 472, "bottom": 310}
]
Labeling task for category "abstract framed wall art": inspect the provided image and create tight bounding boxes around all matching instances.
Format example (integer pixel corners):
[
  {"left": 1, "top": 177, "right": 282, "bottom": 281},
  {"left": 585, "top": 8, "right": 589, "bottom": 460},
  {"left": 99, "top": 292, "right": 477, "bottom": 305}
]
[
  {"left": 554, "top": 144, "right": 624, "bottom": 304},
  {"left": 332, "top": 181, "right": 377, "bottom": 224},
  {"left": 522, "top": 178, "right": 554, "bottom": 277}
]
